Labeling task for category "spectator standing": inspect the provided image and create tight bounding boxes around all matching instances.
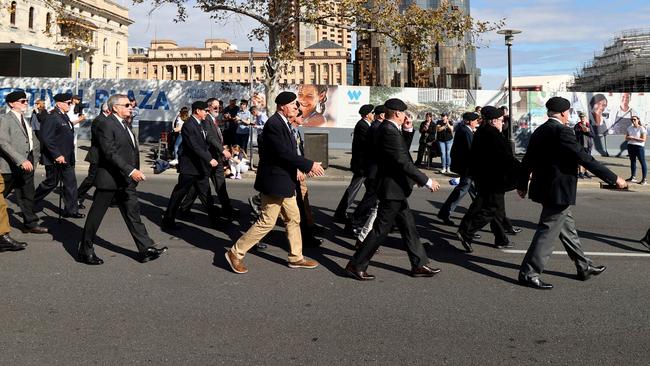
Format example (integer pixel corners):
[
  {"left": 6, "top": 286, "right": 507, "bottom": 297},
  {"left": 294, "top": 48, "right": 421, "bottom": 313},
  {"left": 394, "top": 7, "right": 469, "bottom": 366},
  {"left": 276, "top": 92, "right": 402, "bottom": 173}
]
[
  {"left": 235, "top": 100, "right": 252, "bottom": 151},
  {"left": 574, "top": 111, "right": 594, "bottom": 179},
  {"left": 436, "top": 112, "right": 454, "bottom": 173},
  {"left": 414, "top": 112, "right": 433, "bottom": 166},
  {"left": 625, "top": 116, "right": 647, "bottom": 185},
  {"left": 129, "top": 97, "right": 140, "bottom": 143},
  {"left": 170, "top": 107, "right": 189, "bottom": 165}
]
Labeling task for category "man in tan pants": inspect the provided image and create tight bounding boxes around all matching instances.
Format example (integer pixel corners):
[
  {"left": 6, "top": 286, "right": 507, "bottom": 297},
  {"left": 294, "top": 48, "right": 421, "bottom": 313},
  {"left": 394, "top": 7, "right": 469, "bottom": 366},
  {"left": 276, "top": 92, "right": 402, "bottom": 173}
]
[
  {"left": 226, "top": 92, "right": 325, "bottom": 273},
  {"left": 0, "top": 174, "right": 28, "bottom": 252}
]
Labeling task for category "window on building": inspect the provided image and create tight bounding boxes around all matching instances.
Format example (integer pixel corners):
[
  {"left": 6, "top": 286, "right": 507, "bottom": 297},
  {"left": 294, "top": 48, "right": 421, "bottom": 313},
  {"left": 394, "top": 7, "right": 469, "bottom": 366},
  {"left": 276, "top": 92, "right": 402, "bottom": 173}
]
[
  {"left": 45, "top": 13, "right": 51, "bottom": 33},
  {"left": 228, "top": 67, "right": 233, "bottom": 73},
  {"left": 291, "top": 66, "right": 295, "bottom": 73},
  {"left": 116, "top": 66, "right": 120, "bottom": 77},
  {"left": 135, "top": 68, "right": 139, "bottom": 75},
  {"left": 244, "top": 66, "right": 248, "bottom": 73},
  {"left": 221, "top": 66, "right": 225, "bottom": 73},
  {"left": 236, "top": 66, "right": 241, "bottom": 73},
  {"left": 10, "top": 2, "right": 17, "bottom": 26},
  {"left": 102, "top": 64, "right": 108, "bottom": 78},
  {"left": 324, "top": 51, "right": 328, "bottom": 56},
  {"left": 337, "top": 64, "right": 342, "bottom": 73},
  {"left": 28, "top": 7, "right": 34, "bottom": 29},
  {"left": 252, "top": 66, "right": 256, "bottom": 73},
  {"left": 103, "top": 38, "right": 108, "bottom": 55},
  {"left": 143, "top": 68, "right": 147, "bottom": 75},
  {"left": 116, "top": 41, "right": 120, "bottom": 57},
  {"left": 300, "top": 66, "right": 304, "bottom": 73}
]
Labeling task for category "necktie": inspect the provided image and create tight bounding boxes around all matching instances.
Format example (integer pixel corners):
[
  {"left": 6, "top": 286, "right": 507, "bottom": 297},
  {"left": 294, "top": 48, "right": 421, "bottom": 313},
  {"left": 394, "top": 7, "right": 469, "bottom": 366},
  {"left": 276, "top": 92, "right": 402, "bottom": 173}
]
[
  {"left": 122, "top": 121, "right": 135, "bottom": 147},
  {"left": 19, "top": 115, "right": 28, "bottom": 135}
]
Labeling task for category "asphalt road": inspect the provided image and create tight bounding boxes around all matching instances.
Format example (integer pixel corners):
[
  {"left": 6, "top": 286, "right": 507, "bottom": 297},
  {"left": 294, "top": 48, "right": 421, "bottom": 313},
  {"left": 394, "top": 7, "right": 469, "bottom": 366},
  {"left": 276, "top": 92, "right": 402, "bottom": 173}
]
[{"left": 1, "top": 176, "right": 649, "bottom": 365}]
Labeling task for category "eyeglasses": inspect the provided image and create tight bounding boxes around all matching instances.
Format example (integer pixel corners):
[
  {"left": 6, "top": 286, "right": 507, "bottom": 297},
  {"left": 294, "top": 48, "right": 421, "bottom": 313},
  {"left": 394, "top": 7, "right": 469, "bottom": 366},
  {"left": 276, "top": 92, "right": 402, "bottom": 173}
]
[
  {"left": 63, "top": 100, "right": 73, "bottom": 105},
  {"left": 115, "top": 104, "right": 133, "bottom": 108}
]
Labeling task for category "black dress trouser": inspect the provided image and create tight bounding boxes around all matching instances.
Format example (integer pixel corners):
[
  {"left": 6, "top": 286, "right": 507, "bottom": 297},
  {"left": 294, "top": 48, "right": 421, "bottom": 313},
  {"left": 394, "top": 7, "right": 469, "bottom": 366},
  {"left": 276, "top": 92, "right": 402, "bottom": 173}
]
[
  {"left": 34, "top": 164, "right": 79, "bottom": 215},
  {"left": 165, "top": 173, "right": 218, "bottom": 224},
  {"left": 79, "top": 186, "right": 155, "bottom": 256},
  {"left": 458, "top": 192, "right": 508, "bottom": 246},
  {"left": 77, "top": 163, "right": 98, "bottom": 203},
  {"left": 2, "top": 168, "right": 39, "bottom": 228},
  {"left": 180, "top": 167, "right": 231, "bottom": 215},
  {"left": 350, "top": 199, "right": 429, "bottom": 271}
]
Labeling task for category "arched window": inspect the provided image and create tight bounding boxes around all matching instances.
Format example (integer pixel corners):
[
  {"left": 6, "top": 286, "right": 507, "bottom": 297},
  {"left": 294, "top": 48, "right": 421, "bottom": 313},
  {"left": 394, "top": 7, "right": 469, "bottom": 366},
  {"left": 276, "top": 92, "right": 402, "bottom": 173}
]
[
  {"left": 103, "top": 38, "right": 108, "bottom": 55},
  {"left": 45, "top": 13, "right": 51, "bottom": 33},
  {"left": 28, "top": 7, "right": 34, "bottom": 29},
  {"left": 10, "top": 2, "right": 17, "bottom": 26},
  {"left": 116, "top": 41, "right": 120, "bottom": 57}
]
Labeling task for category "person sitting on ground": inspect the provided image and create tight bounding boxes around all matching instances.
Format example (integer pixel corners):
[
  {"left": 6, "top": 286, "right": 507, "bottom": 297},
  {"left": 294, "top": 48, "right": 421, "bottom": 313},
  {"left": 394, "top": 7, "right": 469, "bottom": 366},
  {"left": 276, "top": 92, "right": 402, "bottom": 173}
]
[{"left": 228, "top": 145, "right": 249, "bottom": 179}]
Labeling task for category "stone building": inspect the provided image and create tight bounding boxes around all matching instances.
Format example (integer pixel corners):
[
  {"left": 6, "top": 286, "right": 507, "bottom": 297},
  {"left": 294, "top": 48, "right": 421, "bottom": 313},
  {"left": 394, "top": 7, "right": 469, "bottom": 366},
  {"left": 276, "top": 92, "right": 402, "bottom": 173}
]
[
  {"left": 0, "top": 0, "right": 131, "bottom": 78},
  {"left": 128, "top": 38, "right": 348, "bottom": 86}
]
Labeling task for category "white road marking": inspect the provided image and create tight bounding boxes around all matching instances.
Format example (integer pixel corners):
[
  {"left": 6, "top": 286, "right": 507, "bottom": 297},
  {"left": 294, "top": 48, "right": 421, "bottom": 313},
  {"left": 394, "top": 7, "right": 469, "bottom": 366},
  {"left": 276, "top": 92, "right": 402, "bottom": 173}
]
[{"left": 501, "top": 249, "right": 650, "bottom": 257}]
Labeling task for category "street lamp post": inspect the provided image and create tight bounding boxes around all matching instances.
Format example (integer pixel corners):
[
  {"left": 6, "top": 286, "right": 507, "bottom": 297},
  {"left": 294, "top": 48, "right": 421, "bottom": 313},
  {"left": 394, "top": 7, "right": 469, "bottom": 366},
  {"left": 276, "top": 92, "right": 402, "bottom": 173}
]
[{"left": 497, "top": 29, "right": 521, "bottom": 154}]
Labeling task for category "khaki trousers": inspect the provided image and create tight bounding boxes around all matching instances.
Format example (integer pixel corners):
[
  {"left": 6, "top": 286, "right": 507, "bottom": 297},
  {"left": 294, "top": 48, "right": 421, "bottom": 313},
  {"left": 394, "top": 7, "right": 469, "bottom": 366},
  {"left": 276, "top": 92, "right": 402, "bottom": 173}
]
[
  {"left": 299, "top": 179, "right": 314, "bottom": 227},
  {"left": 0, "top": 175, "right": 11, "bottom": 235},
  {"left": 231, "top": 193, "right": 303, "bottom": 262}
]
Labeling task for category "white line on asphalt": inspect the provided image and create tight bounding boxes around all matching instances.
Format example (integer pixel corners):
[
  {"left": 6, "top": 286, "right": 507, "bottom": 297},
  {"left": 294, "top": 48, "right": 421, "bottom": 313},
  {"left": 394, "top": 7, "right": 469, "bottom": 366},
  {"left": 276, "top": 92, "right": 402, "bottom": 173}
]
[{"left": 501, "top": 249, "right": 650, "bottom": 257}]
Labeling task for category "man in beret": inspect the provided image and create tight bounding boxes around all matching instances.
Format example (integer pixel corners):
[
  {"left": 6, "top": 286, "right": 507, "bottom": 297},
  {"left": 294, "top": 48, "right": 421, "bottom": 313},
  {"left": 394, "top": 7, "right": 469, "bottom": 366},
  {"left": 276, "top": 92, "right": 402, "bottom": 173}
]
[
  {"left": 34, "top": 93, "right": 84, "bottom": 219},
  {"left": 437, "top": 111, "right": 480, "bottom": 226},
  {"left": 0, "top": 91, "right": 48, "bottom": 234},
  {"left": 334, "top": 104, "right": 374, "bottom": 227},
  {"left": 346, "top": 98, "right": 442, "bottom": 281},
  {"left": 225, "top": 91, "right": 325, "bottom": 274},
  {"left": 517, "top": 96, "right": 627, "bottom": 290},
  {"left": 79, "top": 94, "right": 167, "bottom": 265},
  {"left": 456, "top": 106, "right": 520, "bottom": 253},
  {"left": 162, "top": 101, "right": 220, "bottom": 229}
]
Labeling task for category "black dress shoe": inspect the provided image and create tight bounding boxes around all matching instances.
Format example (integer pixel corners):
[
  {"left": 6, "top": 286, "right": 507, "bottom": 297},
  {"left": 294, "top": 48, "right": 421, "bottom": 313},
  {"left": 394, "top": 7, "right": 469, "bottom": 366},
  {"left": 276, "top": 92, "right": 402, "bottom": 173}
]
[
  {"left": 495, "top": 242, "right": 515, "bottom": 249},
  {"left": 62, "top": 212, "right": 85, "bottom": 219},
  {"left": 77, "top": 253, "right": 104, "bottom": 265},
  {"left": 77, "top": 202, "right": 86, "bottom": 209},
  {"left": 505, "top": 227, "right": 523, "bottom": 235},
  {"left": 0, "top": 234, "right": 27, "bottom": 252},
  {"left": 456, "top": 232, "right": 473, "bottom": 253},
  {"left": 345, "top": 263, "right": 375, "bottom": 281},
  {"left": 21, "top": 226, "right": 49, "bottom": 234},
  {"left": 640, "top": 236, "right": 650, "bottom": 251},
  {"left": 437, "top": 215, "right": 455, "bottom": 226},
  {"left": 518, "top": 276, "right": 553, "bottom": 290},
  {"left": 305, "top": 236, "right": 323, "bottom": 247},
  {"left": 577, "top": 265, "right": 606, "bottom": 281},
  {"left": 411, "top": 265, "right": 441, "bottom": 277},
  {"left": 139, "top": 246, "right": 168, "bottom": 263},
  {"left": 252, "top": 243, "right": 268, "bottom": 251}
]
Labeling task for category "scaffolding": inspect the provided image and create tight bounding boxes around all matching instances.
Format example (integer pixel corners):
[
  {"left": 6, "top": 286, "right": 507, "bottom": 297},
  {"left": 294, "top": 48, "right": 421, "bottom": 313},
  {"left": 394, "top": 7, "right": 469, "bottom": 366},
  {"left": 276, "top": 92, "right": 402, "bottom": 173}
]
[{"left": 570, "top": 29, "right": 650, "bottom": 92}]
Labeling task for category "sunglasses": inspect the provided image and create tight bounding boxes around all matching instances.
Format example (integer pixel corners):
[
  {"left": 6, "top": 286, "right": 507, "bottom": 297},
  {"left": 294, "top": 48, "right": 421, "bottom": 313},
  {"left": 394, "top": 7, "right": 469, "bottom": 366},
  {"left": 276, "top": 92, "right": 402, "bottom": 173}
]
[{"left": 17, "top": 99, "right": 28, "bottom": 104}]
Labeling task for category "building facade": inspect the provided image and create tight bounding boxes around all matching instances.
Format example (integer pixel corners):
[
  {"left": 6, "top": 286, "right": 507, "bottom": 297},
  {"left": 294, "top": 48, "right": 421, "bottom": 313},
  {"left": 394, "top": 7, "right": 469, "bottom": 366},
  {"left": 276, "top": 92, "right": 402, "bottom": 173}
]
[
  {"left": 128, "top": 39, "right": 348, "bottom": 86},
  {"left": 0, "top": 0, "right": 132, "bottom": 78},
  {"left": 571, "top": 29, "right": 650, "bottom": 92},
  {"left": 355, "top": 0, "right": 480, "bottom": 89}
]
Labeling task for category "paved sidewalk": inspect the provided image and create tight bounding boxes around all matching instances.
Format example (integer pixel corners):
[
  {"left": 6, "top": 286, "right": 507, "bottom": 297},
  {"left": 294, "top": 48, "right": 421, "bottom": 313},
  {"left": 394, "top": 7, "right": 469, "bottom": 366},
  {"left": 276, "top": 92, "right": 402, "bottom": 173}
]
[{"left": 66, "top": 140, "right": 650, "bottom": 191}]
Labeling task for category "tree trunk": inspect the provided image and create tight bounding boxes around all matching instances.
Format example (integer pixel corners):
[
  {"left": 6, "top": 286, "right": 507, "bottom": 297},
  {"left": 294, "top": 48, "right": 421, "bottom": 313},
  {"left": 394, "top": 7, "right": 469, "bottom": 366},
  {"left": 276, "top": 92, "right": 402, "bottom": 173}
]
[{"left": 264, "top": 26, "right": 283, "bottom": 115}]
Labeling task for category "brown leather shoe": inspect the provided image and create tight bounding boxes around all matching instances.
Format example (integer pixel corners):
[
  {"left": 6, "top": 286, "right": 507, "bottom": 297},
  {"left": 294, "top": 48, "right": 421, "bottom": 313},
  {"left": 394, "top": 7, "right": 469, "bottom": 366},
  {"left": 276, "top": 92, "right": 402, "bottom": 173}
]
[
  {"left": 225, "top": 251, "right": 248, "bottom": 274},
  {"left": 21, "top": 226, "right": 49, "bottom": 234},
  {"left": 288, "top": 257, "right": 319, "bottom": 269},
  {"left": 411, "top": 265, "right": 441, "bottom": 277},
  {"left": 345, "top": 263, "right": 375, "bottom": 281}
]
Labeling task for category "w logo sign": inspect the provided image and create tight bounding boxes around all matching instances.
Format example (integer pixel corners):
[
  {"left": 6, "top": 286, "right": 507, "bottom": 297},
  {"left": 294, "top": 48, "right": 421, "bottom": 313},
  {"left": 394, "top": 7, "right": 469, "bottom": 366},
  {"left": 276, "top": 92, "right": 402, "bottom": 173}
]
[{"left": 347, "top": 90, "right": 362, "bottom": 101}]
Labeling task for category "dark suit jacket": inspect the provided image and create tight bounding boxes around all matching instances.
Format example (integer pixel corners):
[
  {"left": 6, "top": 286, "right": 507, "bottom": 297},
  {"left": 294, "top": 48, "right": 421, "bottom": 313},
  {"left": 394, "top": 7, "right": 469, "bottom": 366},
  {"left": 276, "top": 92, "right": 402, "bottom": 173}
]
[
  {"left": 517, "top": 118, "right": 617, "bottom": 206},
  {"left": 40, "top": 108, "right": 75, "bottom": 165},
  {"left": 202, "top": 114, "right": 225, "bottom": 163},
  {"left": 178, "top": 116, "right": 213, "bottom": 176},
  {"left": 254, "top": 112, "right": 314, "bottom": 198},
  {"left": 469, "top": 124, "right": 520, "bottom": 194},
  {"left": 363, "top": 120, "right": 382, "bottom": 180},
  {"left": 375, "top": 121, "right": 428, "bottom": 200},
  {"left": 85, "top": 113, "right": 110, "bottom": 164},
  {"left": 94, "top": 114, "right": 140, "bottom": 190},
  {"left": 350, "top": 118, "right": 370, "bottom": 174},
  {"left": 450, "top": 124, "right": 473, "bottom": 176}
]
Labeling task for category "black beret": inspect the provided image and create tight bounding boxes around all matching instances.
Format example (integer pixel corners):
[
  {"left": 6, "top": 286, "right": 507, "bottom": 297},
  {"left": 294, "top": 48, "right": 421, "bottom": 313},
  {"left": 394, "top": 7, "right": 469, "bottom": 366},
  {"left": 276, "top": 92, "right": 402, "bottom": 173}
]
[
  {"left": 462, "top": 112, "right": 480, "bottom": 121},
  {"left": 5, "top": 91, "right": 26, "bottom": 103},
  {"left": 275, "top": 91, "right": 297, "bottom": 106},
  {"left": 191, "top": 100, "right": 209, "bottom": 111},
  {"left": 359, "top": 104, "right": 374, "bottom": 116},
  {"left": 440, "top": 112, "right": 449, "bottom": 117},
  {"left": 481, "top": 106, "right": 504, "bottom": 120},
  {"left": 546, "top": 96, "right": 570, "bottom": 113},
  {"left": 384, "top": 98, "right": 407, "bottom": 112},
  {"left": 373, "top": 105, "right": 386, "bottom": 114},
  {"left": 53, "top": 93, "right": 72, "bottom": 102}
]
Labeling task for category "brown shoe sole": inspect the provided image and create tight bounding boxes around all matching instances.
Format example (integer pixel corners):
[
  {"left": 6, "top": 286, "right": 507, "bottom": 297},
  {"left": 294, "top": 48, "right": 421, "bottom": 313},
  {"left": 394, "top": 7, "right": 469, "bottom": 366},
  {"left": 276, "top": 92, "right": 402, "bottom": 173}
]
[
  {"left": 225, "top": 252, "right": 248, "bottom": 274},
  {"left": 288, "top": 261, "right": 319, "bottom": 269}
]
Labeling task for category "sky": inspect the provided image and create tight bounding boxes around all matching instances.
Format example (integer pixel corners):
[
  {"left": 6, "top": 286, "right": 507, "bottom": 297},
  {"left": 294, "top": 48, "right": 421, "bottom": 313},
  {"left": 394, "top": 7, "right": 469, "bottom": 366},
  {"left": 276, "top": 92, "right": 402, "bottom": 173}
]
[{"left": 127, "top": 0, "right": 650, "bottom": 90}]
